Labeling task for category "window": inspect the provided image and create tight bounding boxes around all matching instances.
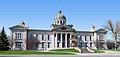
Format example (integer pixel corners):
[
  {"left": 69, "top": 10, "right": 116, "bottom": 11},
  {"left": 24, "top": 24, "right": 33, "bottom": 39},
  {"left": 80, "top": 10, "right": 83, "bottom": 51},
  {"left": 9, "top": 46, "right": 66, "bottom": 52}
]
[
  {"left": 36, "top": 34, "right": 38, "bottom": 40},
  {"left": 90, "top": 43, "right": 92, "bottom": 47},
  {"left": 15, "top": 33, "right": 17, "bottom": 39},
  {"left": 20, "top": 33, "right": 21, "bottom": 39},
  {"left": 36, "top": 44, "right": 38, "bottom": 48},
  {"left": 99, "top": 35, "right": 104, "bottom": 40},
  {"left": 15, "top": 33, "right": 22, "bottom": 40},
  {"left": 42, "top": 42, "right": 44, "bottom": 48},
  {"left": 80, "top": 36, "right": 82, "bottom": 41},
  {"left": 15, "top": 42, "right": 23, "bottom": 48},
  {"left": 85, "top": 36, "right": 87, "bottom": 41},
  {"left": 90, "top": 36, "right": 92, "bottom": 41},
  {"left": 42, "top": 35, "right": 44, "bottom": 40},
  {"left": 80, "top": 43, "right": 82, "bottom": 47},
  {"left": 75, "top": 36, "right": 77, "bottom": 39},
  {"left": 48, "top": 35, "right": 50, "bottom": 41},
  {"left": 48, "top": 42, "right": 51, "bottom": 48},
  {"left": 18, "top": 33, "right": 19, "bottom": 39},
  {"left": 85, "top": 43, "right": 87, "bottom": 47},
  {"left": 60, "top": 21, "right": 62, "bottom": 24}
]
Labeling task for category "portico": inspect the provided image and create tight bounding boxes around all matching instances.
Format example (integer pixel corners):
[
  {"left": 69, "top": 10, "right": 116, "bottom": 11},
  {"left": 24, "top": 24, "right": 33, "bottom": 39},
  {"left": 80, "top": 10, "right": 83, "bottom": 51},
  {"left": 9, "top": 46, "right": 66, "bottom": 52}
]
[{"left": 54, "top": 33, "right": 71, "bottom": 48}]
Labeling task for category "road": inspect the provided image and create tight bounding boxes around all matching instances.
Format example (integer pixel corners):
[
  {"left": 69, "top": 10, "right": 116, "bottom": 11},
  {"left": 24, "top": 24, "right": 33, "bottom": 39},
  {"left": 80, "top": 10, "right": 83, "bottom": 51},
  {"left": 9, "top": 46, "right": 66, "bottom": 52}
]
[{"left": 0, "top": 54, "right": 120, "bottom": 57}]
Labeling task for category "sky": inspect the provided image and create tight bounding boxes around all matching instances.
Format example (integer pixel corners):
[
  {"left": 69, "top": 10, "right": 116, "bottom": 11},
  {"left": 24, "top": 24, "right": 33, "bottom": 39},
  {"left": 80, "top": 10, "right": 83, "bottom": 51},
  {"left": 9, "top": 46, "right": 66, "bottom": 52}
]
[{"left": 0, "top": 0, "right": 120, "bottom": 39}]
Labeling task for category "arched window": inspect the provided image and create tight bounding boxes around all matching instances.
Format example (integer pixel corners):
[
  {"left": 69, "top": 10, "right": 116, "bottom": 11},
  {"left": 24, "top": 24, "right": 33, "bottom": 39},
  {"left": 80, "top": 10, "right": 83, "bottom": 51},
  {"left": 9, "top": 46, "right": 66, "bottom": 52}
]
[{"left": 60, "top": 20, "right": 62, "bottom": 24}]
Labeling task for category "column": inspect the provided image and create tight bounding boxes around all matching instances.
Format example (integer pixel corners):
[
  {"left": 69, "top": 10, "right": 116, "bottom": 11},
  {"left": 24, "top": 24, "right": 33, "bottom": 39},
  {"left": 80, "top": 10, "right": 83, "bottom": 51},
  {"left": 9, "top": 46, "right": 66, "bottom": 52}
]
[
  {"left": 13, "top": 42, "right": 16, "bottom": 50},
  {"left": 65, "top": 34, "right": 67, "bottom": 48},
  {"left": 60, "top": 33, "right": 62, "bottom": 48},
  {"left": 70, "top": 34, "right": 72, "bottom": 47},
  {"left": 55, "top": 33, "right": 57, "bottom": 48}
]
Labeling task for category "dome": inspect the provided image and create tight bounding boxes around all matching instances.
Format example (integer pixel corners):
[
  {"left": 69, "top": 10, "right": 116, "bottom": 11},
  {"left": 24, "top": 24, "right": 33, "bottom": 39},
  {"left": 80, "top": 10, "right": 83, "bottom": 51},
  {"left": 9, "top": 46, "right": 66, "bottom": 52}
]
[{"left": 54, "top": 10, "right": 66, "bottom": 20}]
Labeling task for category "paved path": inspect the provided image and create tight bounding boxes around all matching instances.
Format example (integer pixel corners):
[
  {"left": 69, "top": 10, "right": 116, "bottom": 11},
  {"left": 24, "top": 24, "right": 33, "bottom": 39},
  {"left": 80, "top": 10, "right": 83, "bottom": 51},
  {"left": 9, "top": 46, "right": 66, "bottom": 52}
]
[{"left": 0, "top": 55, "right": 120, "bottom": 57}]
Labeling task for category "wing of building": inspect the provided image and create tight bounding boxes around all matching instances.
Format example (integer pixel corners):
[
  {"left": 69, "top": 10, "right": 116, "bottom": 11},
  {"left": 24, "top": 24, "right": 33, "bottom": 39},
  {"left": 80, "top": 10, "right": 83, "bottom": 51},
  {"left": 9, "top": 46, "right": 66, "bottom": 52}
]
[{"left": 9, "top": 10, "right": 108, "bottom": 50}]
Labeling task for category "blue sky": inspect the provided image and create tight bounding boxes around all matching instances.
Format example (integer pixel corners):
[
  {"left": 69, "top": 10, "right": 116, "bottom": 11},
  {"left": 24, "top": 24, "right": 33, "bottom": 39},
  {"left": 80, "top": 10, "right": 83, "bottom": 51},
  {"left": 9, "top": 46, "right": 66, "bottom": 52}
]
[{"left": 0, "top": 0, "right": 120, "bottom": 39}]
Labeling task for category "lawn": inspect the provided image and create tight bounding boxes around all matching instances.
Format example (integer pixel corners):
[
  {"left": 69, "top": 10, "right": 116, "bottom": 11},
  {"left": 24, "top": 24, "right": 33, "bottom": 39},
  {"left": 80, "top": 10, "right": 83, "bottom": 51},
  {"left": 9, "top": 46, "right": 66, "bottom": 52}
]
[
  {"left": 0, "top": 50, "right": 75, "bottom": 55},
  {"left": 91, "top": 49, "right": 105, "bottom": 53},
  {"left": 49, "top": 48, "right": 80, "bottom": 53},
  {"left": 107, "top": 49, "right": 120, "bottom": 52}
]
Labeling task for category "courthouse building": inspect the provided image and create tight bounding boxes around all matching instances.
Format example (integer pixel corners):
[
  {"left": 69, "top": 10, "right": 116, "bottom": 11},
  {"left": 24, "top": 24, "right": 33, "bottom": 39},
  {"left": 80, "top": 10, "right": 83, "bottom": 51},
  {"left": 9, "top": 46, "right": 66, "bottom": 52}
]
[{"left": 9, "top": 10, "right": 108, "bottom": 50}]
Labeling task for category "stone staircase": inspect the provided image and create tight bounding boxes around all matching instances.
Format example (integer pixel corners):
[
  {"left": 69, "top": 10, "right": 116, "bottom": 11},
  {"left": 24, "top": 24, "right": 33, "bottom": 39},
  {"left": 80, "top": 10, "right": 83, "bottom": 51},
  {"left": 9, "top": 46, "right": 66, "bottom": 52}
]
[{"left": 81, "top": 48, "right": 93, "bottom": 53}]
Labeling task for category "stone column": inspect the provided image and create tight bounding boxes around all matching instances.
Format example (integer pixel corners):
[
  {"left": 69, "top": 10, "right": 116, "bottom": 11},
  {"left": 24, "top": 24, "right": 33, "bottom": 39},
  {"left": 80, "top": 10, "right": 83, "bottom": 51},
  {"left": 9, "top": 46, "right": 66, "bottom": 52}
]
[
  {"left": 65, "top": 33, "right": 67, "bottom": 48},
  {"left": 70, "top": 34, "right": 72, "bottom": 47},
  {"left": 55, "top": 33, "right": 58, "bottom": 48},
  {"left": 60, "top": 33, "right": 62, "bottom": 48}
]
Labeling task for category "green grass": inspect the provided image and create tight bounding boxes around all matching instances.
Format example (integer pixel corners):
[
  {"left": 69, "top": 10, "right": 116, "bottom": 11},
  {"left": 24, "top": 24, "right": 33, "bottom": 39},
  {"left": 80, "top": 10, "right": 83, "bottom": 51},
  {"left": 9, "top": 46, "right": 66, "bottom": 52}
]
[
  {"left": 115, "top": 49, "right": 120, "bottom": 51},
  {"left": 0, "top": 50, "right": 75, "bottom": 55},
  {"left": 107, "top": 49, "right": 120, "bottom": 52},
  {"left": 49, "top": 48, "right": 79, "bottom": 53},
  {"left": 91, "top": 49, "right": 105, "bottom": 53}
]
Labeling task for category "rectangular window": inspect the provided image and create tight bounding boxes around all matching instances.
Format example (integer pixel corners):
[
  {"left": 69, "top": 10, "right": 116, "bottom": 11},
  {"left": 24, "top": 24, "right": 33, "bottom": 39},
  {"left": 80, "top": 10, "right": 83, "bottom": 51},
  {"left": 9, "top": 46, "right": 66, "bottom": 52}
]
[
  {"left": 90, "top": 43, "right": 92, "bottom": 47},
  {"left": 90, "top": 36, "right": 92, "bottom": 41},
  {"left": 19, "top": 33, "right": 21, "bottom": 39},
  {"left": 85, "top": 43, "right": 87, "bottom": 47},
  {"left": 15, "top": 42, "right": 22, "bottom": 48},
  {"left": 15, "top": 33, "right": 22, "bottom": 40},
  {"left": 42, "top": 35, "right": 44, "bottom": 40},
  {"left": 15, "top": 33, "right": 17, "bottom": 39},
  {"left": 99, "top": 35, "right": 104, "bottom": 40},
  {"left": 85, "top": 36, "right": 87, "bottom": 41},
  {"left": 80, "top": 36, "right": 82, "bottom": 41},
  {"left": 80, "top": 43, "right": 82, "bottom": 47},
  {"left": 48, "top": 42, "right": 51, "bottom": 48},
  {"left": 20, "top": 33, "right": 22, "bottom": 39},
  {"left": 36, "top": 44, "right": 38, "bottom": 48},
  {"left": 36, "top": 34, "right": 38, "bottom": 40},
  {"left": 18, "top": 33, "right": 20, "bottom": 39},
  {"left": 42, "top": 42, "right": 44, "bottom": 48},
  {"left": 48, "top": 35, "right": 50, "bottom": 41}
]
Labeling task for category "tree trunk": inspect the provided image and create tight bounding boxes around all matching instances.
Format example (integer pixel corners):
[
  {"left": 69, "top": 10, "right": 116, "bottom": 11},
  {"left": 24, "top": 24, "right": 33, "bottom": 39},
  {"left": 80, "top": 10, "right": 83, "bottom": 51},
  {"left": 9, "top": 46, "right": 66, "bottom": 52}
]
[{"left": 114, "top": 36, "right": 117, "bottom": 50}]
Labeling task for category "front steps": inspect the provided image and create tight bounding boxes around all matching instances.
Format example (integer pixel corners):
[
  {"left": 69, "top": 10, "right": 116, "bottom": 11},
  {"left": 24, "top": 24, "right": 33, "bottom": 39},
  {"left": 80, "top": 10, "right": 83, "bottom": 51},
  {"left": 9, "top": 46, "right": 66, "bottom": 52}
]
[{"left": 81, "top": 48, "right": 94, "bottom": 53}]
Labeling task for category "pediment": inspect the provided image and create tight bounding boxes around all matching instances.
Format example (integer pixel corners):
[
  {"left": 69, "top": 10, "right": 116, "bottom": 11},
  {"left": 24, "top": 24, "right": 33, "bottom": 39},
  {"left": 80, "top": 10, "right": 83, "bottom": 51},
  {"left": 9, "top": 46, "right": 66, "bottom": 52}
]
[
  {"left": 96, "top": 28, "right": 107, "bottom": 33},
  {"left": 9, "top": 25, "right": 24, "bottom": 30},
  {"left": 52, "top": 25, "right": 75, "bottom": 31}
]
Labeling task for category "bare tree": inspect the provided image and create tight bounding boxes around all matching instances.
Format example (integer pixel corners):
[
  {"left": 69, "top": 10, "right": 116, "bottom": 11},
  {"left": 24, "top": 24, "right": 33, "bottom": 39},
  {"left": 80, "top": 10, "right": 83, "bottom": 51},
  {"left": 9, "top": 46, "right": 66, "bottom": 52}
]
[
  {"left": 27, "top": 35, "right": 41, "bottom": 50},
  {"left": 104, "top": 20, "right": 120, "bottom": 50},
  {"left": 107, "top": 40, "right": 115, "bottom": 49}
]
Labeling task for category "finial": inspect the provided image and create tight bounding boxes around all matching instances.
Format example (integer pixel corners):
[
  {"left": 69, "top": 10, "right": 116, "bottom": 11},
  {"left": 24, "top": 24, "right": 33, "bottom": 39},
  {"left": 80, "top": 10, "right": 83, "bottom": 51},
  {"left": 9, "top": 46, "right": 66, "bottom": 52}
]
[
  {"left": 20, "top": 20, "right": 25, "bottom": 27},
  {"left": 58, "top": 10, "right": 62, "bottom": 14}
]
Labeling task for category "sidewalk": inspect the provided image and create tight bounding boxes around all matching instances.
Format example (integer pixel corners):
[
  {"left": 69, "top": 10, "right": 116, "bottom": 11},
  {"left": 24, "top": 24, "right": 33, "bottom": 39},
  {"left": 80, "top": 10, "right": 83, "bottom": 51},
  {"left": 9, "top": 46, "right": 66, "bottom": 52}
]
[{"left": 75, "top": 50, "right": 120, "bottom": 55}]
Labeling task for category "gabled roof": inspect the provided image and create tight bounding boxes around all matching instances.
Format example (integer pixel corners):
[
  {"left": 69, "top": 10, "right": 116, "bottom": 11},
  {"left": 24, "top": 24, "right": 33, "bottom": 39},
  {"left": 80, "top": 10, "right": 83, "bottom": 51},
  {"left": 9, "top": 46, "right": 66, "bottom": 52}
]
[
  {"left": 52, "top": 25, "right": 75, "bottom": 32},
  {"left": 95, "top": 28, "right": 107, "bottom": 33},
  {"left": 9, "top": 25, "right": 24, "bottom": 30}
]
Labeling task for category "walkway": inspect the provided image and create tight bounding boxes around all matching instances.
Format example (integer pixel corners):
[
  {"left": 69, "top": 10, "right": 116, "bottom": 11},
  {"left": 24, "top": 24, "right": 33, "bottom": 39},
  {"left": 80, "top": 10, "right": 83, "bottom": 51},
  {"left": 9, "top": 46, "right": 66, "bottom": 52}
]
[{"left": 75, "top": 50, "right": 120, "bottom": 55}]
